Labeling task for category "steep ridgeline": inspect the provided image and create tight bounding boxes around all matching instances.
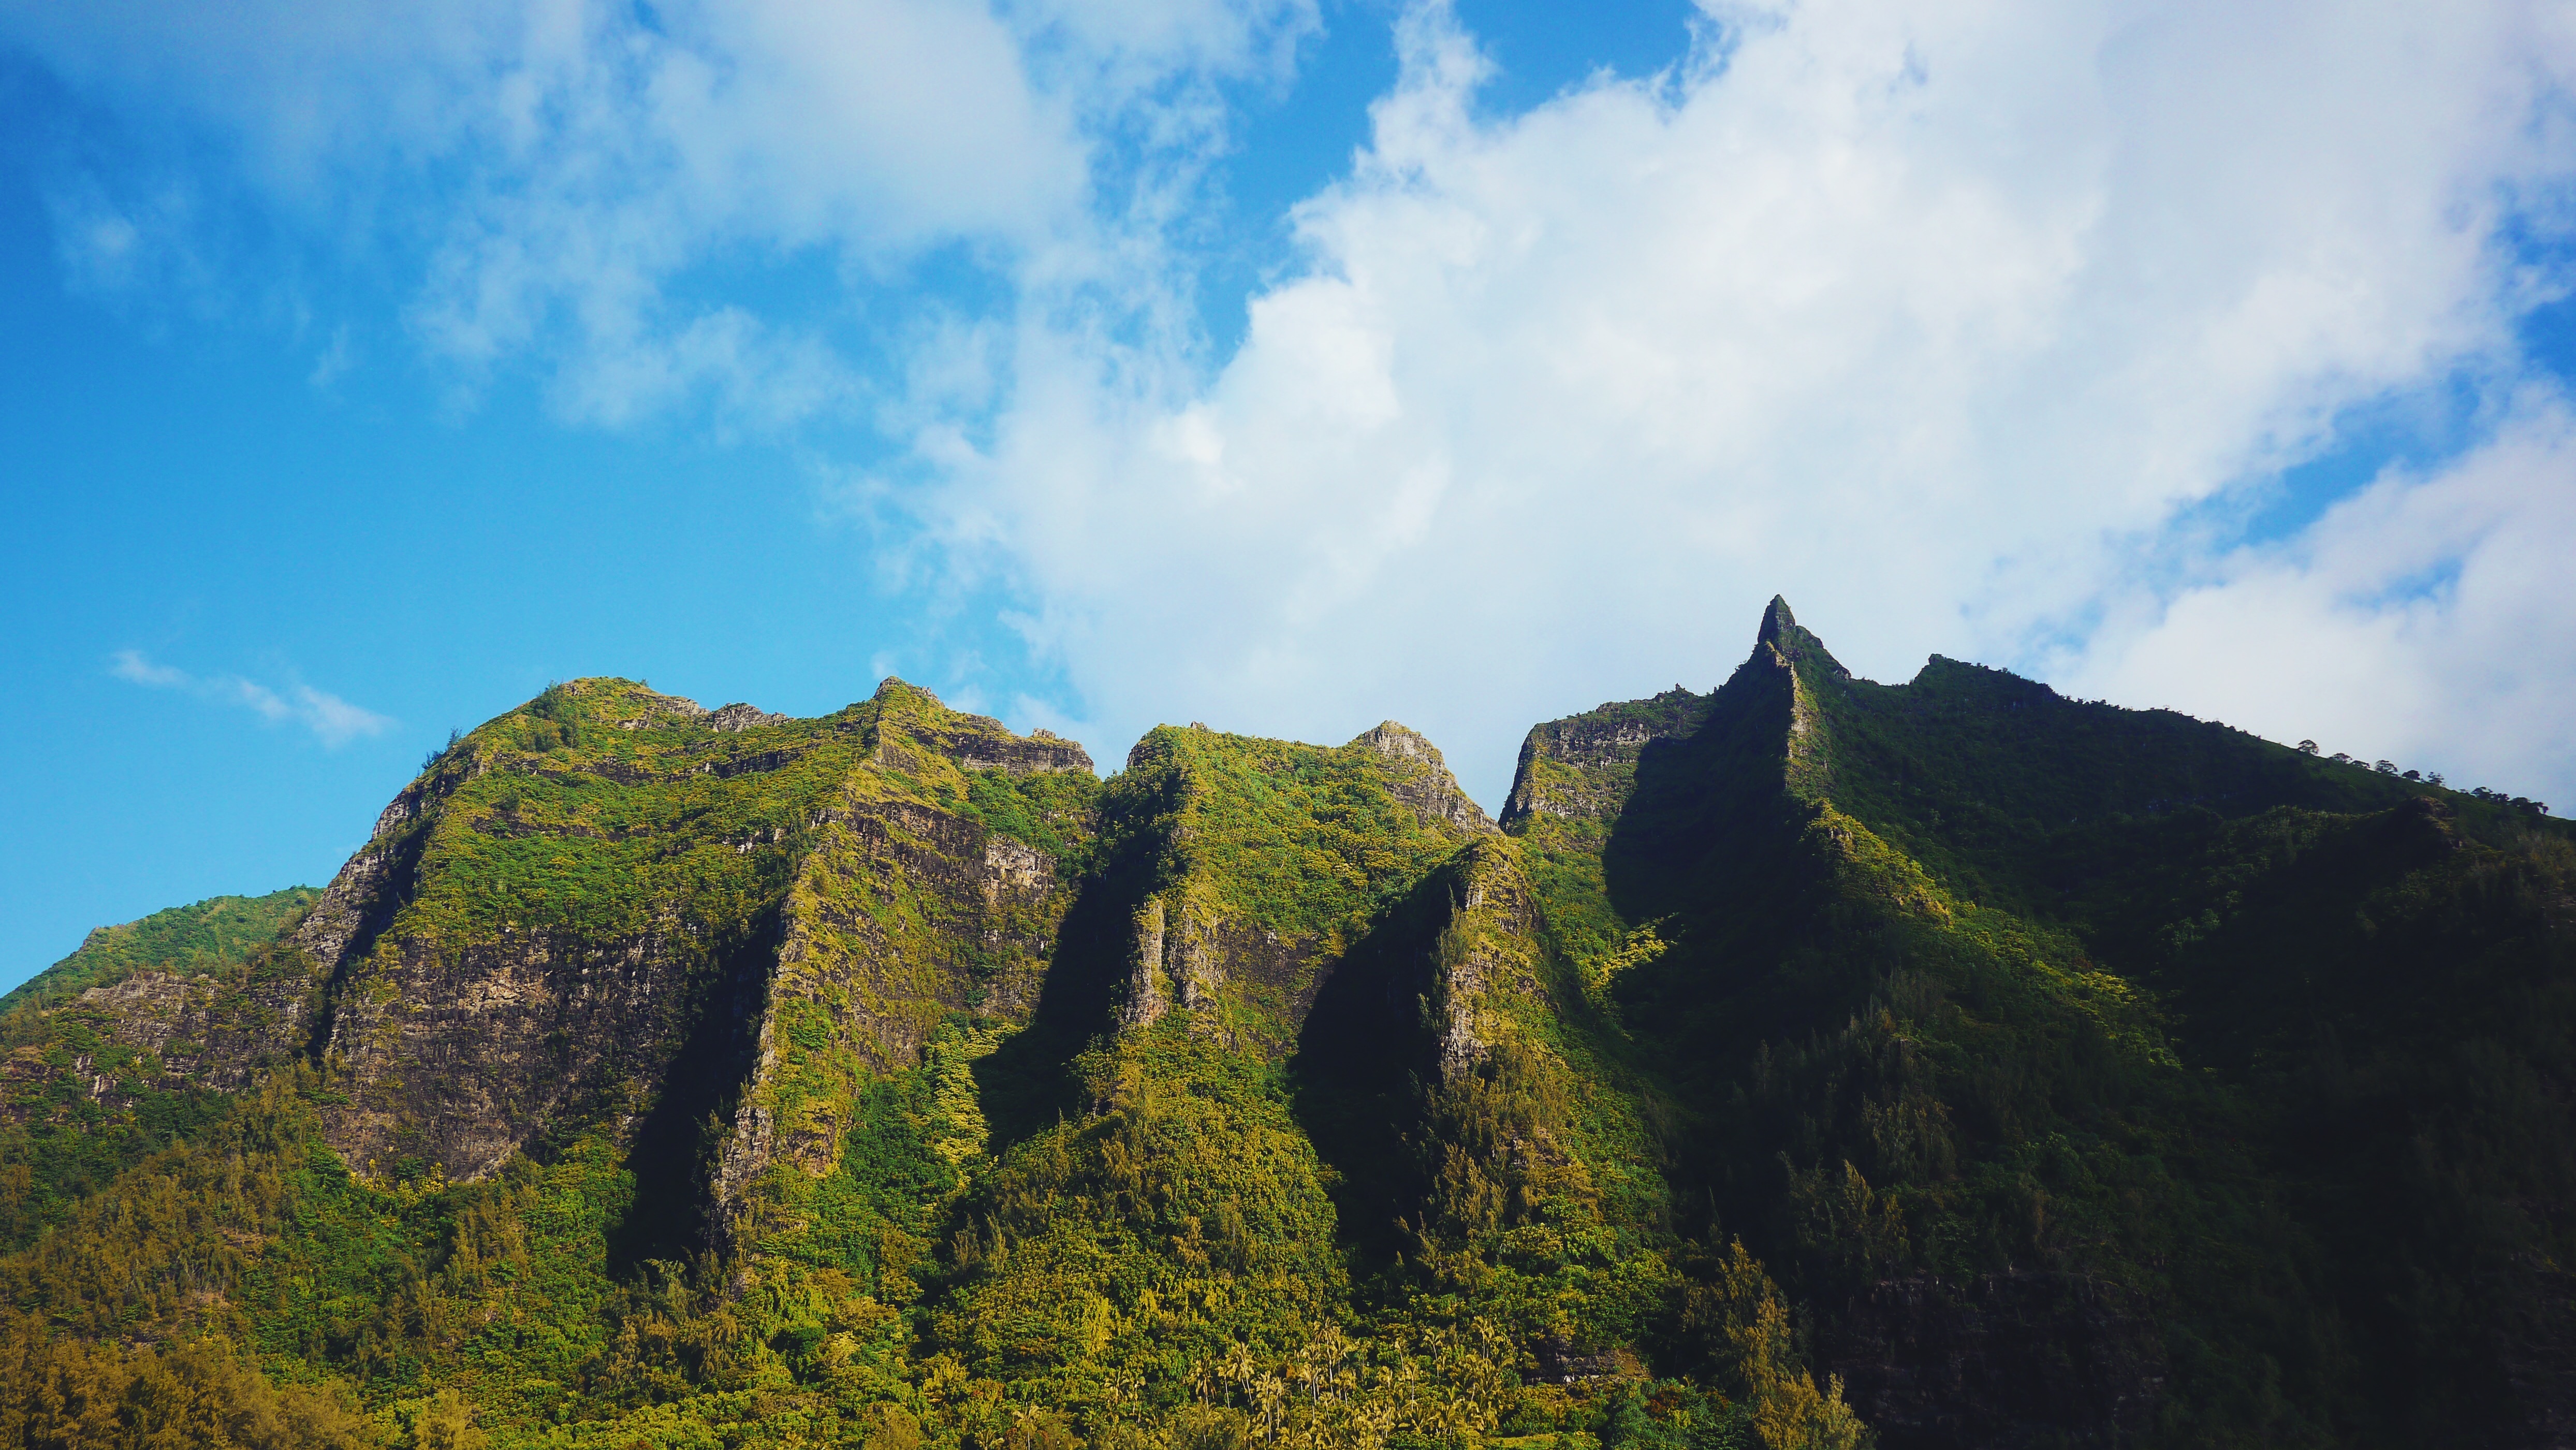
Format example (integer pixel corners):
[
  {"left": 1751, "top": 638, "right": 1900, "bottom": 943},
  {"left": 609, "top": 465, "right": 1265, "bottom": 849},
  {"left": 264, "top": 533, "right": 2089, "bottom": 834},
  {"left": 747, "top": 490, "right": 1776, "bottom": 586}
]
[
  {"left": 12, "top": 678, "right": 1094, "bottom": 1214},
  {"left": 1, "top": 886, "right": 324, "bottom": 1110},
  {"left": 725, "top": 718, "right": 1858, "bottom": 1447},
  {"left": 1502, "top": 598, "right": 2576, "bottom": 1450}
]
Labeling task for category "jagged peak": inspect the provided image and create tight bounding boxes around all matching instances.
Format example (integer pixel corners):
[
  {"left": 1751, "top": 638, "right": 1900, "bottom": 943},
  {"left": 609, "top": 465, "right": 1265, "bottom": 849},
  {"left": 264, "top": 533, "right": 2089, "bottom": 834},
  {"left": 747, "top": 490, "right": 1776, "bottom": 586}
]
[
  {"left": 599, "top": 690, "right": 794, "bottom": 732},
  {"left": 859, "top": 678, "right": 1093, "bottom": 773},
  {"left": 1352, "top": 720, "right": 1443, "bottom": 766},
  {"left": 1758, "top": 594, "right": 1797, "bottom": 644},
  {"left": 869, "top": 675, "right": 940, "bottom": 712},
  {"left": 706, "top": 702, "right": 791, "bottom": 732},
  {"left": 1750, "top": 594, "right": 1848, "bottom": 678}
]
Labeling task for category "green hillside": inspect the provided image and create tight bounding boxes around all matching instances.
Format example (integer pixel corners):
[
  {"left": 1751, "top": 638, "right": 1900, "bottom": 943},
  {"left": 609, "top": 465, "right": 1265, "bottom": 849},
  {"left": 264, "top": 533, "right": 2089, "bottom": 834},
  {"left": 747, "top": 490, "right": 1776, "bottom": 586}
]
[
  {"left": 4, "top": 888, "right": 320, "bottom": 1013},
  {"left": 0, "top": 888, "right": 321, "bottom": 1256},
  {"left": 0, "top": 615, "right": 2566, "bottom": 1450}
]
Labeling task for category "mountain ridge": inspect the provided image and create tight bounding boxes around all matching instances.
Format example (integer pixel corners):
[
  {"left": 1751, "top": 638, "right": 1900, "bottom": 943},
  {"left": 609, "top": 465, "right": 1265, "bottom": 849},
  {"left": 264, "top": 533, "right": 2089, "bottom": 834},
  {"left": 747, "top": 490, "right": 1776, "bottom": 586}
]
[{"left": 1, "top": 604, "right": 2568, "bottom": 1450}]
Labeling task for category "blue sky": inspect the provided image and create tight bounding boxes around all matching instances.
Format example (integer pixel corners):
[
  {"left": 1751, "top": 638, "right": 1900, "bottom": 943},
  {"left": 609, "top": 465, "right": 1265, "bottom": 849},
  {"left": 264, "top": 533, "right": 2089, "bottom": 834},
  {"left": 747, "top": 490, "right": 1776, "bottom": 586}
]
[{"left": 5, "top": 0, "right": 2574, "bottom": 990}]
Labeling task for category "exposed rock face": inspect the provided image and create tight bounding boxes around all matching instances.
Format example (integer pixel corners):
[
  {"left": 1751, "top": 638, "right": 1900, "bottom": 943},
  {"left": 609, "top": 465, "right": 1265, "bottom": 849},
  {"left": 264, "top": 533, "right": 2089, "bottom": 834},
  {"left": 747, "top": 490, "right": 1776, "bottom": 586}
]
[
  {"left": 0, "top": 889, "right": 328, "bottom": 1126},
  {"left": 67, "top": 963, "right": 319, "bottom": 1093},
  {"left": 714, "top": 738, "right": 1087, "bottom": 1204},
  {"left": 1354, "top": 722, "right": 1497, "bottom": 835},
  {"left": 292, "top": 776, "right": 447, "bottom": 977},
  {"left": 0, "top": 975, "right": 276, "bottom": 1125},
  {"left": 198, "top": 674, "right": 1108, "bottom": 1191},
  {"left": 1819, "top": 1273, "right": 2167, "bottom": 1450},
  {"left": 1118, "top": 888, "right": 1319, "bottom": 1050},
  {"left": 1106, "top": 721, "right": 1493, "bottom": 1058},
  {"left": 0, "top": 974, "right": 316, "bottom": 1134},
  {"left": 320, "top": 928, "right": 699, "bottom": 1179},
  {"left": 708, "top": 703, "right": 792, "bottom": 732},
  {"left": 1531, "top": 1335, "right": 1628, "bottom": 1385},
  {"left": 18, "top": 675, "right": 1099, "bottom": 1196},
  {"left": 928, "top": 718, "right": 1095, "bottom": 776},
  {"left": 1121, "top": 897, "right": 1170, "bottom": 1031},
  {"left": 11, "top": 595, "right": 2570, "bottom": 1450},
  {"left": 1499, "top": 689, "right": 1711, "bottom": 829},
  {"left": 1425, "top": 840, "right": 1547, "bottom": 1081}
]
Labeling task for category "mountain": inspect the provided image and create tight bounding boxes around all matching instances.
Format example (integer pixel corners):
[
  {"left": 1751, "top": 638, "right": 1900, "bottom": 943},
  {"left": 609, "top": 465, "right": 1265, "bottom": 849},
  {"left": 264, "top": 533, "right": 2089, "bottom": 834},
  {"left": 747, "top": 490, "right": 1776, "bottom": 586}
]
[{"left": 1, "top": 605, "right": 2567, "bottom": 1450}]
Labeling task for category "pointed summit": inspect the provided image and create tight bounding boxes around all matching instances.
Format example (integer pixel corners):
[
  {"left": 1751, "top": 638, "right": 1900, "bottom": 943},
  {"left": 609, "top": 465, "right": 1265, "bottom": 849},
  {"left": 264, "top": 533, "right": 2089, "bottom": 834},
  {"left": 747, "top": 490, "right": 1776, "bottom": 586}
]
[
  {"left": 1758, "top": 594, "right": 1797, "bottom": 645},
  {"left": 1751, "top": 594, "right": 1847, "bottom": 677}
]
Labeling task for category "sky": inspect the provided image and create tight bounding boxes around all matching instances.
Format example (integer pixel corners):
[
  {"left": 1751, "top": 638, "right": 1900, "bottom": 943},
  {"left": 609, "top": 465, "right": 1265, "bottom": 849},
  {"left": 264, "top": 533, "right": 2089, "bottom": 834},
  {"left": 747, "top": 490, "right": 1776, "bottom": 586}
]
[{"left": 4, "top": 0, "right": 2574, "bottom": 990}]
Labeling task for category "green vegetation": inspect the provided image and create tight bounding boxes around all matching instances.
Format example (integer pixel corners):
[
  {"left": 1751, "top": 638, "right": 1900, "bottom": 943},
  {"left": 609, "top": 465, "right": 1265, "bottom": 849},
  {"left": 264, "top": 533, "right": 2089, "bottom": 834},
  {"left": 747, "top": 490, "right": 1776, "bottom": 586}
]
[
  {"left": 1502, "top": 601, "right": 2576, "bottom": 1447},
  {"left": 3, "top": 888, "right": 319, "bottom": 1013},
  {"left": 0, "top": 893, "right": 320, "bottom": 1252},
  {"left": 1110, "top": 724, "right": 1475, "bottom": 945},
  {"left": 2, "top": 625, "right": 2562, "bottom": 1448}
]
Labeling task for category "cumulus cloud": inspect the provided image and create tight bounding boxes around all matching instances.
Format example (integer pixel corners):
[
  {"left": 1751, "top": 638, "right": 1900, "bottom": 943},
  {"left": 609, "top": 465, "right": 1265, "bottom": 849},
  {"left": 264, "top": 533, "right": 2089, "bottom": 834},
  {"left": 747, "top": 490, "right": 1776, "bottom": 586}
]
[
  {"left": 16, "top": 0, "right": 2576, "bottom": 809},
  {"left": 2065, "top": 394, "right": 2576, "bottom": 801},
  {"left": 895, "top": 0, "right": 2576, "bottom": 805},
  {"left": 110, "top": 652, "right": 396, "bottom": 748}
]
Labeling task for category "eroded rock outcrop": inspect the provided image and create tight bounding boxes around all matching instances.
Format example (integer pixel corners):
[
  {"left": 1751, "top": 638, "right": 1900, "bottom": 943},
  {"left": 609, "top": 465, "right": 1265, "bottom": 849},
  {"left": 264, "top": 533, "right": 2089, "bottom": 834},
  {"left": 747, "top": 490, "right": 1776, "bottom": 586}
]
[
  {"left": 1422, "top": 838, "right": 1547, "bottom": 1081},
  {"left": 1105, "top": 720, "right": 1496, "bottom": 1057},
  {"left": 230, "top": 676, "right": 1100, "bottom": 1192},
  {"left": 712, "top": 692, "right": 1093, "bottom": 1206},
  {"left": 1355, "top": 721, "right": 1497, "bottom": 835}
]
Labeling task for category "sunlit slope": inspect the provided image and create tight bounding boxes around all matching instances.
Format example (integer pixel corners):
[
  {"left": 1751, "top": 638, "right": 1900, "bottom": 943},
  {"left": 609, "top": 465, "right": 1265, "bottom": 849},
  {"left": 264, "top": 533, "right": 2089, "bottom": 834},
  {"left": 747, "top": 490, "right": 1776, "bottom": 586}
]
[
  {"left": 0, "top": 888, "right": 321, "bottom": 1253},
  {"left": 4, "top": 887, "right": 320, "bottom": 1014},
  {"left": 915, "top": 721, "right": 1589, "bottom": 1395},
  {"left": 269, "top": 676, "right": 1092, "bottom": 1193},
  {"left": 0, "top": 676, "right": 1119, "bottom": 1446}
]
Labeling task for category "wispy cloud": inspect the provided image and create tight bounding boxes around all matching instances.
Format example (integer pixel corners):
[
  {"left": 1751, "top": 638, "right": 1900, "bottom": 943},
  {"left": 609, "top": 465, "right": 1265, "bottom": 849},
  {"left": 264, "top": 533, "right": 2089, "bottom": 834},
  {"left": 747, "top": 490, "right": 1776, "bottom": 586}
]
[{"left": 110, "top": 650, "right": 394, "bottom": 747}]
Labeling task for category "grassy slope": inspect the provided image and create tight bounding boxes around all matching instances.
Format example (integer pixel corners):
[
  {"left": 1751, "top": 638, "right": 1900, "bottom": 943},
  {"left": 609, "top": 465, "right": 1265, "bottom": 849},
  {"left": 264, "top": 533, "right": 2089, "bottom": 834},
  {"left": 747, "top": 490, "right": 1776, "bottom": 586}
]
[
  {"left": 0, "top": 679, "right": 1125, "bottom": 1446},
  {"left": 923, "top": 723, "right": 1857, "bottom": 1449},
  {"left": 4, "top": 888, "right": 321, "bottom": 1014}
]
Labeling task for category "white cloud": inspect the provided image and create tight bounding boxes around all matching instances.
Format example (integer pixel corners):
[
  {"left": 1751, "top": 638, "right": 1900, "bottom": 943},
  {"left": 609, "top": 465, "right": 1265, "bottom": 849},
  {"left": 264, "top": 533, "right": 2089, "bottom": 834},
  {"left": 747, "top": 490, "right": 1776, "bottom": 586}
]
[
  {"left": 892, "top": 0, "right": 2576, "bottom": 807},
  {"left": 0, "top": 0, "right": 1316, "bottom": 427},
  {"left": 20, "top": 0, "right": 2576, "bottom": 812},
  {"left": 111, "top": 652, "right": 396, "bottom": 748},
  {"left": 107, "top": 651, "right": 189, "bottom": 690},
  {"left": 2065, "top": 394, "right": 2576, "bottom": 803}
]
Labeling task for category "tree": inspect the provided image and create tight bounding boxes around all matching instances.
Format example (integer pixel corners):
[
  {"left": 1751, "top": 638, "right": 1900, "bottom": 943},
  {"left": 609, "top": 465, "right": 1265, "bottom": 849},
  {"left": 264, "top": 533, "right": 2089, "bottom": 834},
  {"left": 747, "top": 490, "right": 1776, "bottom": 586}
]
[
  {"left": 411, "top": 1389, "right": 486, "bottom": 1450},
  {"left": 2402, "top": 770, "right": 2421, "bottom": 782},
  {"left": 2297, "top": 740, "right": 2320, "bottom": 755},
  {"left": 2376, "top": 760, "right": 2399, "bottom": 775}
]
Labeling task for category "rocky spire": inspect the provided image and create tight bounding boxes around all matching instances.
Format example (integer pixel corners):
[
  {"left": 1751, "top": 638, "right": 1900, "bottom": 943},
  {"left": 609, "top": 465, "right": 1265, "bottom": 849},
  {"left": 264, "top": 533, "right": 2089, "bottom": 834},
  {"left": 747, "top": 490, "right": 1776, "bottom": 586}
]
[
  {"left": 1753, "top": 594, "right": 1848, "bottom": 677},
  {"left": 1758, "top": 594, "right": 1797, "bottom": 646}
]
